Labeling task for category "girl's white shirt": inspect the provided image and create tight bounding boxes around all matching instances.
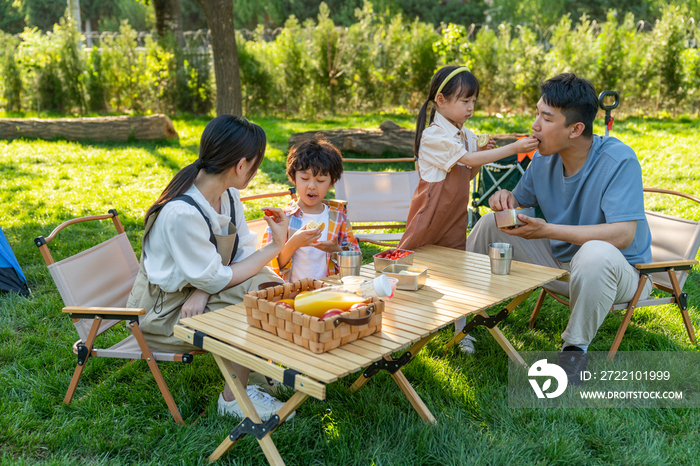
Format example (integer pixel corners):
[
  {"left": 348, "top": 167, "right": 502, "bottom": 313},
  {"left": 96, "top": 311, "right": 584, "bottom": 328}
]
[
  {"left": 418, "top": 111, "right": 478, "bottom": 183},
  {"left": 142, "top": 184, "right": 257, "bottom": 294}
]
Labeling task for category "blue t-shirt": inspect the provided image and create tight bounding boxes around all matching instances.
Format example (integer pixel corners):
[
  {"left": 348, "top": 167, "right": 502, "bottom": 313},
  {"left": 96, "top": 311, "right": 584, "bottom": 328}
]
[{"left": 512, "top": 136, "right": 651, "bottom": 265}]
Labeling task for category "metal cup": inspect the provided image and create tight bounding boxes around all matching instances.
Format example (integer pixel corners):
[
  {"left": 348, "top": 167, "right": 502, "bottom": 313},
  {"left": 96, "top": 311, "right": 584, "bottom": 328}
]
[
  {"left": 488, "top": 242, "right": 513, "bottom": 275},
  {"left": 331, "top": 250, "right": 362, "bottom": 278}
]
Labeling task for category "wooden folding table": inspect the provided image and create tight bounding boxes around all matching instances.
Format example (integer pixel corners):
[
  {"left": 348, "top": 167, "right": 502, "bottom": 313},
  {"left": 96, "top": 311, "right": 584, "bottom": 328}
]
[{"left": 174, "top": 244, "right": 568, "bottom": 464}]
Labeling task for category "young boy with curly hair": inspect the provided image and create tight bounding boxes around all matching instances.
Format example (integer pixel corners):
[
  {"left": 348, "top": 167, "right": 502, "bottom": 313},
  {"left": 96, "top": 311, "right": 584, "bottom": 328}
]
[{"left": 261, "top": 134, "right": 360, "bottom": 281}]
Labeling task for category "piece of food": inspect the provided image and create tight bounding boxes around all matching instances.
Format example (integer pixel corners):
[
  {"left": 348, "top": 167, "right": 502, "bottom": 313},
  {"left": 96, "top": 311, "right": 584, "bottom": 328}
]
[
  {"left": 264, "top": 209, "right": 274, "bottom": 217},
  {"left": 321, "top": 309, "right": 344, "bottom": 320},
  {"left": 477, "top": 133, "right": 490, "bottom": 147},
  {"left": 306, "top": 220, "right": 325, "bottom": 230},
  {"left": 376, "top": 249, "right": 413, "bottom": 260},
  {"left": 398, "top": 270, "right": 419, "bottom": 275},
  {"left": 276, "top": 298, "right": 295, "bottom": 309},
  {"left": 348, "top": 303, "right": 365, "bottom": 312}
]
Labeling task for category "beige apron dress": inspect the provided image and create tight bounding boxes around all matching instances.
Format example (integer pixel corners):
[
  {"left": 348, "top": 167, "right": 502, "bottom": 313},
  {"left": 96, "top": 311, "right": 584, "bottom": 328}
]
[
  {"left": 127, "top": 190, "right": 282, "bottom": 353},
  {"left": 398, "top": 164, "right": 472, "bottom": 251}
]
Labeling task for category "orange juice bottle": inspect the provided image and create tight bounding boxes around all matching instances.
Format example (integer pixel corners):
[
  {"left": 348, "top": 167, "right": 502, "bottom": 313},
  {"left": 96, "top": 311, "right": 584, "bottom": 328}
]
[{"left": 294, "top": 276, "right": 391, "bottom": 318}]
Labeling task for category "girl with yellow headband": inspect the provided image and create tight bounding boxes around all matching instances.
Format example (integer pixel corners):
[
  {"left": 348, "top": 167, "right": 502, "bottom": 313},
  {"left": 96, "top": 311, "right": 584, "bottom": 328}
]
[{"left": 398, "top": 65, "right": 539, "bottom": 352}]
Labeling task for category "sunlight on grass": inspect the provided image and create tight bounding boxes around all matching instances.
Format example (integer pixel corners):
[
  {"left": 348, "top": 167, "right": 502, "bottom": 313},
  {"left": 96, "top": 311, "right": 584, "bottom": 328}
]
[{"left": 1, "top": 112, "right": 700, "bottom": 465}]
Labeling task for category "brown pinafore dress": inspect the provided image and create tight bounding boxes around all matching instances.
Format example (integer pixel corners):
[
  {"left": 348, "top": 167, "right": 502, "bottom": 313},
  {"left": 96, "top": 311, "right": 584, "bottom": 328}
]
[
  {"left": 127, "top": 190, "right": 282, "bottom": 352},
  {"left": 398, "top": 133, "right": 472, "bottom": 251}
]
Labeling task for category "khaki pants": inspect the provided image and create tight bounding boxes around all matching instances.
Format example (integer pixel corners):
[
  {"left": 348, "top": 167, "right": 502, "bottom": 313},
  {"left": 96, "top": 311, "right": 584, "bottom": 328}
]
[{"left": 465, "top": 213, "right": 652, "bottom": 346}]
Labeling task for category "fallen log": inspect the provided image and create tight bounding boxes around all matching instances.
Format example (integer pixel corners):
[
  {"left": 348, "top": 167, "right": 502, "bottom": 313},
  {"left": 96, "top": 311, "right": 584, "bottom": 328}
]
[
  {"left": 0, "top": 114, "right": 179, "bottom": 142},
  {"left": 288, "top": 120, "right": 527, "bottom": 157}
]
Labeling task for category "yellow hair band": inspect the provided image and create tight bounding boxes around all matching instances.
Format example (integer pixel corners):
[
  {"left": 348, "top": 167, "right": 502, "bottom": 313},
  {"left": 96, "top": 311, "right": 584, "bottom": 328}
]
[{"left": 436, "top": 66, "right": 470, "bottom": 97}]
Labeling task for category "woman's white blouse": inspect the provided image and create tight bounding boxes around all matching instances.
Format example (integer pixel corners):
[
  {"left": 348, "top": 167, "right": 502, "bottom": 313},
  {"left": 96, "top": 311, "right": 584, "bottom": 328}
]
[
  {"left": 418, "top": 111, "right": 478, "bottom": 183},
  {"left": 142, "top": 184, "right": 257, "bottom": 294}
]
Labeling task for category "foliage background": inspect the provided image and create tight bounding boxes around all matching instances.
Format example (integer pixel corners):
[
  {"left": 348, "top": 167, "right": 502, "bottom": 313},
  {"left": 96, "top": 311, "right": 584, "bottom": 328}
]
[{"left": 1, "top": 2, "right": 699, "bottom": 118}]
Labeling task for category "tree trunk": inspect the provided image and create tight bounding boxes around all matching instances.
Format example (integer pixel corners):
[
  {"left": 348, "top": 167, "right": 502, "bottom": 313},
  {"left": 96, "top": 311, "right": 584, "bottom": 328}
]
[
  {"left": 0, "top": 115, "right": 179, "bottom": 142},
  {"left": 196, "top": 0, "right": 242, "bottom": 116},
  {"left": 153, "top": 0, "right": 184, "bottom": 46},
  {"left": 67, "top": 0, "right": 81, "bottom": 32}
]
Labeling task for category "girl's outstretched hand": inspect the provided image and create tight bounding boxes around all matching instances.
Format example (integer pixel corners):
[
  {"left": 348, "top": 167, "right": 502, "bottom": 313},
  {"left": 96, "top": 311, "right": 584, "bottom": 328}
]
[
  {"left": 477, "top": 137, "right": 496, "bottom": 151},
  {"left": 513, "top": 136, "right": 539, "bottom": 154}
]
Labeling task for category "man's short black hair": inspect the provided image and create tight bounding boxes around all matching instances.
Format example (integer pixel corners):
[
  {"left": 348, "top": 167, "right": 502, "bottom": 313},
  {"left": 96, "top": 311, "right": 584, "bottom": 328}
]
[
  {"left": 286, "top": 133, "right": 344, "bottom": 185},
  {"left": 540, "top": 73, "right": 598, "bottom": 137}
]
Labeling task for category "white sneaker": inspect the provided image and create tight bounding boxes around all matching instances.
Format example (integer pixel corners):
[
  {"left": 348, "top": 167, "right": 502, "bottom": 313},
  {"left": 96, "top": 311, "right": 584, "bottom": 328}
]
[
  {"left": 248, "top": 371, "right": 283, "bottom": 396},
  {"left": 458, "top": 335, "right": 477, "bottom": 354},
  {"left": 217, "top": 385, "right": 296, "bottom": 421}
]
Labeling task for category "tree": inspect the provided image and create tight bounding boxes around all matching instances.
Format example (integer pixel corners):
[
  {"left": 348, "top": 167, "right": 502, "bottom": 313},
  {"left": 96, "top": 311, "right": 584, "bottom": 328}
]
[
  {"left": 153, "top": 0, "right": 184, "bottom": 45},
  {"left": 196, "top": 0, "right": 242, "bottom": 116},
  {"left": 67, "top": 0, "right": 81, "bottom": 31}
]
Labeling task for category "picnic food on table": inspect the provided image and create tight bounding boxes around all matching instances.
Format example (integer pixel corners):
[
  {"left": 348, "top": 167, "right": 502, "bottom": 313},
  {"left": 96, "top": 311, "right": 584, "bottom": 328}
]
[
  {"left": 477, "top": 133, "right": 490, "bottom": 148},
  {"left": 320, "top": 309, "right": 344, "bottom": 320},
  {"left": 294, "top": 276, "right": 391, "bottom": 317},
  {"left": 305, "top": 220, "right": 325, "bottom": 230},
  {"left": 294, "top": 289, "right": 368, "bottom": 317},
  {"left": 375, "top": 250, "right": 412, "bottom": 260}
]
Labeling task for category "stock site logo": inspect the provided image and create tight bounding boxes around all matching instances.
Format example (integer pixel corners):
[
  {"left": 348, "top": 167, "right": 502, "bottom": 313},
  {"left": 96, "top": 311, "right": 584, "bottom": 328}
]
[{"left": 528, "top": 359, "right": 568, "bottom": 398}]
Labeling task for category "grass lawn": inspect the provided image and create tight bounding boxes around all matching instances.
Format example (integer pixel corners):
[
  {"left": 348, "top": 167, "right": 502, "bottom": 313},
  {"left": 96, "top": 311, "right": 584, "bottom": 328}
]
[{"left": 1, "top": 112, "right": 700, "bottom": 465}]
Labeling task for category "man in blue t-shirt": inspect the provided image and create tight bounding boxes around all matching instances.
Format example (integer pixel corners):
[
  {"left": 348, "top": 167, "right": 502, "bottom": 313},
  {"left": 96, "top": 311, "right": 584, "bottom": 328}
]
[{"left": 466, "top": 73, "right": 652, "bottom": 384}]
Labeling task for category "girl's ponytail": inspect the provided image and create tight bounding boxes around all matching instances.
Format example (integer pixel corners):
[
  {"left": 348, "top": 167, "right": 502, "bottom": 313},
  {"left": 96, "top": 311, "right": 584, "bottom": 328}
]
[
  {"left": 414, "top": 99, "right": 430, "bottom": 158},
  {"left": 414, "top": 65, "right": 480, "bottom": 159}
]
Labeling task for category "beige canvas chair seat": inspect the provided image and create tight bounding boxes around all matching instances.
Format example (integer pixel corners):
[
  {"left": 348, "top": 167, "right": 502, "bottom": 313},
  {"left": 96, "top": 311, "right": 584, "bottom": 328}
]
[
  {"left": 334, "top": 169, "right": 419, "bottom": 246},
  {"left": 528, "top": 188, "right": 700, "bottom": 359}
]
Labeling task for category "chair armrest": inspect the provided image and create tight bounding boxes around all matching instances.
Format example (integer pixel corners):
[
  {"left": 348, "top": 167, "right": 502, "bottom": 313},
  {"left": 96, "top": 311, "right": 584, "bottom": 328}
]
[
  {"left": 635, "top": 260, "right": 698, "bottom": 274},
  {"left": 62, "top": 307, "right": 146, "bottom": 316}
]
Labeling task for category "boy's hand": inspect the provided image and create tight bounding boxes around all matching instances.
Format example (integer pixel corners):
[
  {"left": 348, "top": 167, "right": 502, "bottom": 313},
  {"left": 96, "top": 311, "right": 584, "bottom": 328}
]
[
  {"left": 477, "top": 137, "right": 496, "bottom": 151},
  {"left": 312, "top": 240, "right": 342, "bottom": 253},
  {"left": 290, "top": 225, "right": 322, "bottom": 248}
]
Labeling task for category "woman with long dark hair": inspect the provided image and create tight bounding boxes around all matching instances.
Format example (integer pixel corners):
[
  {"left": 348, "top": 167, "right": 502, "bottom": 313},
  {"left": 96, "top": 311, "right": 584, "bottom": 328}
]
[{"left": 127, "top": 115, "right": 290, "bottom": 420}]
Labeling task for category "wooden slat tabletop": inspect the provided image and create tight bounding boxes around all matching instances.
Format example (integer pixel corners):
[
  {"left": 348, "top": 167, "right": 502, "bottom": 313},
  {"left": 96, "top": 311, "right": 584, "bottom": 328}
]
[{"left": 177, "top": 245, "right": 568, "bottom": 394}]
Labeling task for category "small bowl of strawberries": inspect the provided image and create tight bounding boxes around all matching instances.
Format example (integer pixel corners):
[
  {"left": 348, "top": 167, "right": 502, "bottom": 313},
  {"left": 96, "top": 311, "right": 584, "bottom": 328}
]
[{"left": 373, "top": 248, "right": 415, "bottom": 272}]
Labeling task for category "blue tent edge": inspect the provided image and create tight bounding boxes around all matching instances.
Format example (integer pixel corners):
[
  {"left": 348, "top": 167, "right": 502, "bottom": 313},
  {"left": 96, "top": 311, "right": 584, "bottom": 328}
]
[{"left": 0, "top": 226, "right": 27, "bottom": 284}]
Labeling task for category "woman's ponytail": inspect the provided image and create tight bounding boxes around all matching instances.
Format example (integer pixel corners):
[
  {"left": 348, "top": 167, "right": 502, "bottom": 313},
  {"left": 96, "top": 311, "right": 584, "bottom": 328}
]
[
  {"left": 144, "top": 163, "right": 199, "bottom": 225},
  {"left": 144, "top": 115, "right": 266, "bottom": 227}
]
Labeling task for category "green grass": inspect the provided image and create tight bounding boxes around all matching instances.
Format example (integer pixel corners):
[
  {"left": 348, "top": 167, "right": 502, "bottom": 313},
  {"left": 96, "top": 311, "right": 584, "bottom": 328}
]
[{"left": 1, "top": 112, "right": 699, "bottom": 465}]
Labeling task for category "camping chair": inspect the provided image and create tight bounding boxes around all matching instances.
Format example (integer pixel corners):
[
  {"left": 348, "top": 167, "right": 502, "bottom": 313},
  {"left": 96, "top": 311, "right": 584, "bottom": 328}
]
[
  {"left": 528, "top": 188, "right": 700, "bottom": 359},
  {"left": 334, "top": 156, "right": 419, "bottom": 246},
  {"left": 34, "top": 209, "right": 199, "bottom": 425}
]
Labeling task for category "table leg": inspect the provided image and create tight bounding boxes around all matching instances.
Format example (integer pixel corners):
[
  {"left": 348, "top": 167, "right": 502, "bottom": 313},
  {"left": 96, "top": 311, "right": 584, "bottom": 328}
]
[
  {"left": 444, "top": 289, "right": 535, "bottom": 358},
  {"left": 390, "top": 367, "right": 436, "bottom": 424},
  {"left": 209, "top": 355, "right": 290, "bottom": 465},
  {"left": 478, "top": 310, "right": 527, "bottom": 368},
  {"left": 349, "top": 334, "right": 433, "bottom": 393}
]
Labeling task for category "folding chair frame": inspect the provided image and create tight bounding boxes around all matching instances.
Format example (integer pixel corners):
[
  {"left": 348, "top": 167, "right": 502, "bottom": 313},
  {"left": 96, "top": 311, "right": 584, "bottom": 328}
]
[
  {"left": 34, "top": 210, "right": 201, "bottom": 425},
  {"left": 528, "top": 188, "right": 700, "bottom": 360}
]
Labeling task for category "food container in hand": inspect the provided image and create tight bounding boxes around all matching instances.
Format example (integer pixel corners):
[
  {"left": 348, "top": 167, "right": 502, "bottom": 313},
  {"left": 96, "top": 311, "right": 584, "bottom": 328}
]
[
  {"left": 494, "top": 207, "right": 536, "bottom": 228},
  {"left": 380, "top": 264, "right": 428, "bottom": 291},
  {"left": 373, "top": 248, "right": 415, "bottom": 272}
]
